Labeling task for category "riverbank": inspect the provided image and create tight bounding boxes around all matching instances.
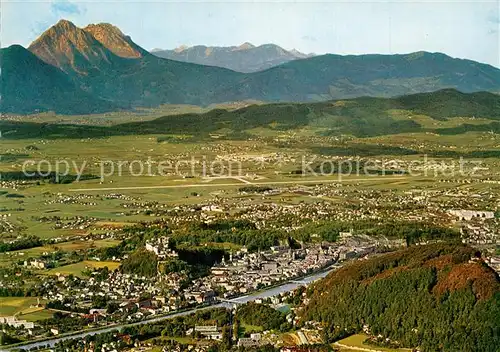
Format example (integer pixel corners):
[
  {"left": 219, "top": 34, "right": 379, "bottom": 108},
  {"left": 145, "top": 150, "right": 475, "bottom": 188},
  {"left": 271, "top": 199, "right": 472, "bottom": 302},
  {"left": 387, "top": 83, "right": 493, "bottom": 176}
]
[{"left": 2, "top": 263, "right": 340, "bottom": 351}]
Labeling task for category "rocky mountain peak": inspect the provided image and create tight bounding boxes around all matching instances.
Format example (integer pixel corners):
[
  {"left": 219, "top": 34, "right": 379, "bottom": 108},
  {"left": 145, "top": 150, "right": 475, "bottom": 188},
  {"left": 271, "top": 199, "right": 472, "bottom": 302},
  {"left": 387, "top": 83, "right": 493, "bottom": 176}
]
[{"left": 83, "top": 23, "right": 144, "bottom": 58}]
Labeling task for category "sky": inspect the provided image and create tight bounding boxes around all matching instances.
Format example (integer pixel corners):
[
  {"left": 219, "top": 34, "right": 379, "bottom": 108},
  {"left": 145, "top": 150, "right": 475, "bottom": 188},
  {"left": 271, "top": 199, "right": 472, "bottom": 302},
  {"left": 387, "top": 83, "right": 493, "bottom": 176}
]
[{"left": 2, "top": 0, "right": 499, "bottom": 67}]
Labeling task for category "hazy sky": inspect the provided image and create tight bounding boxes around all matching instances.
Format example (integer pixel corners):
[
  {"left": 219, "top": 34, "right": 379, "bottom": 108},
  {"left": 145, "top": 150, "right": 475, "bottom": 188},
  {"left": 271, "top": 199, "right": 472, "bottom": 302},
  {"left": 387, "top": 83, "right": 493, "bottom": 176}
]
[{"left": 2, "top": 0, "right": 499, "bottom": 67}]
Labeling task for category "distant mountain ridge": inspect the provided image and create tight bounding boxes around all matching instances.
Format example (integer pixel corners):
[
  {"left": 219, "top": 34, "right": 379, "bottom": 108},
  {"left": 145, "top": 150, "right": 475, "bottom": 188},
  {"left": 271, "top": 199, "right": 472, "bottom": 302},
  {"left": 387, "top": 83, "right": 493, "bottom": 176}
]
[
  {"left": 151, "top": 43, "right": 314, "bottom": 72},
  {"left": 2, "top": 19, "right": 500, "bottom": 114},
  {"left": 233, "top": 51, "right": 500, "bottom": 101},
  {"left": 114, "top": 89, "right": 500, "bottom": 138}
]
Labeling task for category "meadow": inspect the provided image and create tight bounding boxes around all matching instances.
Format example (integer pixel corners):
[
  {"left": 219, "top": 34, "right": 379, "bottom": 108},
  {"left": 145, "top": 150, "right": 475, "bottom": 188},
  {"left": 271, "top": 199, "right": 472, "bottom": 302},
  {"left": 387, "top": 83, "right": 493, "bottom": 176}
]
[
  {"left": 334, "top": 334, "right": 413, "bottom": 352},
  {"left": 0, "top": 297, "right": 55, "bottom": 322},
  {"left": 43, "top": 260, "right": 121, "bottom": 277},
  {"left": 0, "top": 297, "right": 45, "bottom": 317},
  {"left": 0, "top": 240, "right": 121, "bottom": 267}
]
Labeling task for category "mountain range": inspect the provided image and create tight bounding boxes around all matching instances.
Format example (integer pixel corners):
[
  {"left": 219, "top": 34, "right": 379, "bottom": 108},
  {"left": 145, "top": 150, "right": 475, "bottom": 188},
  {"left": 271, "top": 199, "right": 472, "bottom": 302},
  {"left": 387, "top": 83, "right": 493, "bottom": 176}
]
[
  {"left": 151, "top": 43, "right": 314, "bottom": 73},
  {"left": 1, "top": 19, "right": 500, "bottom": 115}
]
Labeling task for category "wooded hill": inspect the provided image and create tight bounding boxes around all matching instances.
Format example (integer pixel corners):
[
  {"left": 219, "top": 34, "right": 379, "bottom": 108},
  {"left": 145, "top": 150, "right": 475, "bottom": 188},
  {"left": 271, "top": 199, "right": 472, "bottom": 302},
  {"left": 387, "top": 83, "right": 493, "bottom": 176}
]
[
  {"left": 2, "top": 89, "right": 500, "bottom": 140},
  {"left": 302, "top": 243, "right": 500, "bottom": 351}
]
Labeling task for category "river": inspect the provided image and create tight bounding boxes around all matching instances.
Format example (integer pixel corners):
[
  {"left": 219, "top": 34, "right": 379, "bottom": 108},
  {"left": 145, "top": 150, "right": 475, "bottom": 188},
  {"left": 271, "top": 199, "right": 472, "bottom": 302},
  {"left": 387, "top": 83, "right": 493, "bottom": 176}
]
[{"left": 1, "top": 264, "right": 339, "bottom": 351}]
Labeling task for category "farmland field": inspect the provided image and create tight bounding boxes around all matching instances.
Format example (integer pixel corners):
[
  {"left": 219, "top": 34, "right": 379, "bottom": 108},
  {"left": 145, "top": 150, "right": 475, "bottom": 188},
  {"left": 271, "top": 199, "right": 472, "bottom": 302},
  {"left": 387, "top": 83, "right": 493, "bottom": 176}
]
[
  {"left": 0, "top": 240, "right": 121, "bottom": 267},
  {"left": 0, "top": 297, "right": 46, "bottom": 317},
  {"left": 334, "top": 334, "right": 413, "bottom": 352},
  {"left": 17, "top": 309, "right": 54, "bottom": 322},
  {"left": 43, "top": 260, "right": 121, "bottom": 277}
]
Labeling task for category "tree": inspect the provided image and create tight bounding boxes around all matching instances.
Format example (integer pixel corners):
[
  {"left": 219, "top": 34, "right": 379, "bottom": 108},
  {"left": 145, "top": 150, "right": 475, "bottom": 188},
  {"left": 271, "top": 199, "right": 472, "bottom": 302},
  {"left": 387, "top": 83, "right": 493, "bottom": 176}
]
[{"left": 120, "top": 248, "right": 158, "bottom": 277}]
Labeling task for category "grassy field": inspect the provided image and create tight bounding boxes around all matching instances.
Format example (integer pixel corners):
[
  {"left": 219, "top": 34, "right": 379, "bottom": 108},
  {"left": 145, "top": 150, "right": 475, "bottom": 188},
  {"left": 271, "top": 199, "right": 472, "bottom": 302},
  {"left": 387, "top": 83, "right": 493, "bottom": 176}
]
[
  {"left": 334, "top": 334, "right": 413, "bottom": 352},
  {"left": 0, "top": 167, "right": 496, "bottom": 243},
  {"left": 281, "top": 332, "right": 301, "bottom": 345},
  {"left": 0, "top": 240, "right": 121, "bottom": 267},
  {"left": 0, "top": 297, "right": 46, "bottom": 317},
  {"left": 43, "top": 260, "right": 121, "bottom": 277},
  {"left": 17, "top": 308, "right": 54, "bottom": 322},
  {"left": 1, "top": 109, "right": 500, "bottom": 269},
  {"left": 240, "top": 323, "right": 264, "bottom": 335},
  {"left": 54, "top": 239, "right": 121, "bottom": 251},
  {"left": 0, "top": 154, "right": 496, "bottom": 244}
]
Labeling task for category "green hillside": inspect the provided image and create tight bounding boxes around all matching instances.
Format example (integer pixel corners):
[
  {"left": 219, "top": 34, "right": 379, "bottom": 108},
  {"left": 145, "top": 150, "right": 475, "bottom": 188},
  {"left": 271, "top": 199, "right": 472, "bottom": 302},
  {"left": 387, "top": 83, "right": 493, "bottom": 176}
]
[
  {"left": 302, "top": 243, "right": 500, "bottom": 352},
  {"left": 101, "top": 88, "right": 500, "bottom": 138},
  {"left": 79, "top": 54, "right": 242, "bottom": 107},
  {"left": 0, "top": 45, "right": 116, "bottom": 114},
  {"left": 395, "top": 89, "right": 500, "bottom": 120},
  {"left": 1, "top": 90, "right": 500, "bottom": 139}
]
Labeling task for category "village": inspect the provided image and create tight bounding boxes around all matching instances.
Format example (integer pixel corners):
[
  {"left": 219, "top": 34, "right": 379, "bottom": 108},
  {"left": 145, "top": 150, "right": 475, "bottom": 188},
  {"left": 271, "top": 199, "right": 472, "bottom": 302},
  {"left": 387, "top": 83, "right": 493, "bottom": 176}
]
[
  {"left": 1, "top": 174, "right": 500, "bottom": 350},
  {"left": 0, "top": 227, "right": 381, "bottom": 347}
]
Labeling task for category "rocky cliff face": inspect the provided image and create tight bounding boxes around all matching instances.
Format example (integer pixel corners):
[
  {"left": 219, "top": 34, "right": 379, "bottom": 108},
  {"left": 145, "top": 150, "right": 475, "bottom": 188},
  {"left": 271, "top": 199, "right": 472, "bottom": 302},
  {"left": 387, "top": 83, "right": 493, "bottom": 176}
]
[
  {"left": 28, "top": 19, "right": 115, "bottom": 74},
  {"left": 84, "top": 23, "right": 146, "bottom": 58}
]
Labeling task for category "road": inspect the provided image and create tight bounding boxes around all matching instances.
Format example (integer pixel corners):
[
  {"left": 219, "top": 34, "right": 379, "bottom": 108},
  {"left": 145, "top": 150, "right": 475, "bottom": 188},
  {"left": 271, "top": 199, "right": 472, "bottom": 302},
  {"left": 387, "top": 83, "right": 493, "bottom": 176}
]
[
  {"left": 69, "top": 176, "right": 411, "bottom": 192},
  {"left": 1, "top": 265, "right": 338, "bottom": 351}
]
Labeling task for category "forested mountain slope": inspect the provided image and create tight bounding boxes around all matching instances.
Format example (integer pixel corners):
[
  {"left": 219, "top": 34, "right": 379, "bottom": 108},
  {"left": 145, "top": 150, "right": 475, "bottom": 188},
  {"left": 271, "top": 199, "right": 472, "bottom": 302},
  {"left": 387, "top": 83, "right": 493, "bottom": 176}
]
[{"left": 302, "top": 243, "right": 500, "bottom": 352}]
